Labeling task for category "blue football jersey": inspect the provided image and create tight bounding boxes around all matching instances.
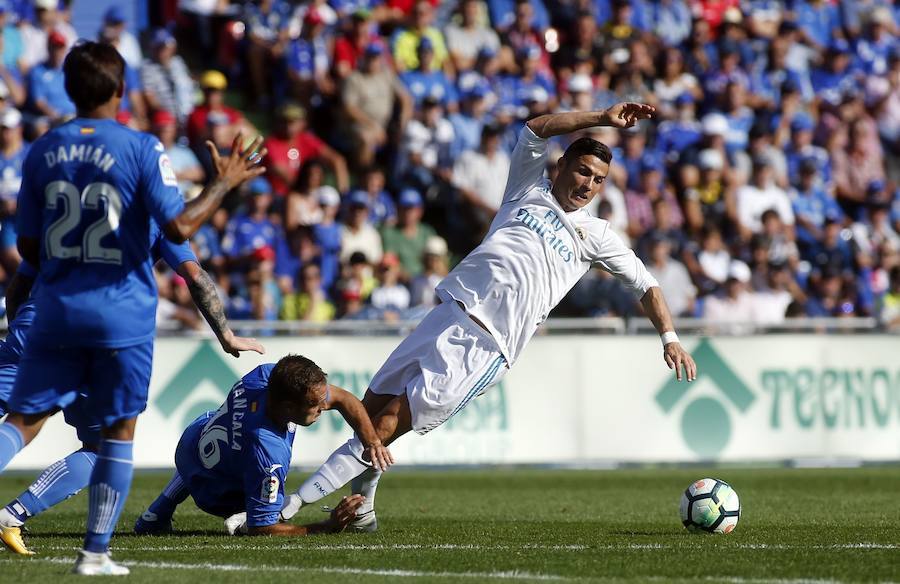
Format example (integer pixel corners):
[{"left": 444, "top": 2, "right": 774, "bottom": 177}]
[
  {"left": 188, "top": 364, "right": 295, "bottom": 527},
  {"left": 15, "top": 118, "right": 185, "bottom": 348}
]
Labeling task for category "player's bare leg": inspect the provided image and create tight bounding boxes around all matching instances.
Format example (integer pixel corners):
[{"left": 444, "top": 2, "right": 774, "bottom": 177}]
[{"left": 0, "top": 411, "right": 54, "bottom": 473}]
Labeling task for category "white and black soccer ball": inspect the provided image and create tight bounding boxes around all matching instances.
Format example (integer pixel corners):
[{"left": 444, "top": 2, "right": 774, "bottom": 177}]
[{"left": 679, "top": 478, "right": 741, "bottom": 534}]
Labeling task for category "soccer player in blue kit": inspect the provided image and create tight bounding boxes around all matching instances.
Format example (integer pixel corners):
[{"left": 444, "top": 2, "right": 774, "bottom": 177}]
[
  {"left": 0, "top": 41, "right": 266, "bottom": 574},
  {"left": 0, "top": 221, "right": 264, "bottom": 555},
  {"left": 134, "top": 354, "right": 392, "bottom": 537}
]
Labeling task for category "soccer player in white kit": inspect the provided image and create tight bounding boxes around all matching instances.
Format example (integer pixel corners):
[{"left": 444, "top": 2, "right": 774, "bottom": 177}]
[{"left": 226, "top": 102, "right": 697, "bottom": 534}]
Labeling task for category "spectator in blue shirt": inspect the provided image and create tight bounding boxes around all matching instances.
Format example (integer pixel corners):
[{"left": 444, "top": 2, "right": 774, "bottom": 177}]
[
  {"left": 794, "top": 0, "right": 843, "bottom": 52},
  {"left": 810, "top": 40, "right": 858, "bottom": 105},
  {"left": 853, "top": 7, "right": 896, "bottom": 76},
  {"left": 312, "top": 186, "right": 342, "bottom": 292},
  {"left": 657, "top": 93, "right": 703, "bottom": 163},
  {"left": 792, "top": 160, "right": 844, "bottom": 250},
  {"left": 344, "top": 166, "right": 397, "bottom": 227},
  {"left": 449, "top": 83, "right": 491, "bottom": 159},
  {"left": 27, "top": 30, "right": 73, "bottom": 123},
  {"left": 243, "top": 0, "right": 293, "bottom": 109},
  {"left": 222, "top": 178, "right": 279, "bottom": 273},
  {"left": 400, "top": 37, "right": 457, "bottom": 111},
  {"left": 286, "top": 8, "right": 334, "bottom": 109},
  {"left": 784, "top": 113, "right": 831, "bottom": 187},
  {"left": 496, "top": 43, "right": 555, "bottom": 110}
]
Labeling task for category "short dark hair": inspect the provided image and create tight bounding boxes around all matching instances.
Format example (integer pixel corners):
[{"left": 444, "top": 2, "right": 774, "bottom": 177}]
[
  {"left": 268, "top": 354, "right": 327, "bottom": 405},
  {"left": 562, "top": 137, "right": 613, "bottom": 165},
  {"left": 63, "top": 41, "right": 125, "bottom": 112}
]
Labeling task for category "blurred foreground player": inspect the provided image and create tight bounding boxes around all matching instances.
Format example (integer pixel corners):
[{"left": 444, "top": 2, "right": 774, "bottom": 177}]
[
  {"left": 134, "top": 354, "right": 392, "bottom": 536},
  {"left": 226, "top": 103, "right": 697, "bottom": 535},
  {"left": 0, "top": 41, "right": 266, "bottom": 574},
  {"left": 0, "top": 222, "right": 264, "bottom": 555}
]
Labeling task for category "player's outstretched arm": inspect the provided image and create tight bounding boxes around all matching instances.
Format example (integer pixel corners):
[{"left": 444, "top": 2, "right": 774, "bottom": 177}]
[
  {"left": 177, "top": 260, "right": 265, "bottom": 358},
  {"left": 248, "top": 495, "right": 364, "bottom": 536},
  {"left": 164, "top": 133, "right": 267, "bottom": 243},
  {"left": 326, "top": 386, "right": 394, "bottom": 471},
  {"left": 526, "top": 102, "right": 656, "bottom": 139},
  {"left": 640, "top": 287, "right": 697, "bottom": 382}
]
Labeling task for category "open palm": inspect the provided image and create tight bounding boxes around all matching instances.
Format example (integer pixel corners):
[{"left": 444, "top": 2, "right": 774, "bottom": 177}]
[{"left": 604, "top": 102, "right": 656, "bottom": 129}]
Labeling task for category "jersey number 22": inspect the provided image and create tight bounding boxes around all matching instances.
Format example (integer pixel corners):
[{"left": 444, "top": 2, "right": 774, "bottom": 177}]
[{"left": 44, "top": 180, "right": 123, "bottom": 264}]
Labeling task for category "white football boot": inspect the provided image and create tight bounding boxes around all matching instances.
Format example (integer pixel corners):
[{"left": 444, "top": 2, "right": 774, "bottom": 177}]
[{"left": 72, "top": 550, "right": 130, "bottom": 576}]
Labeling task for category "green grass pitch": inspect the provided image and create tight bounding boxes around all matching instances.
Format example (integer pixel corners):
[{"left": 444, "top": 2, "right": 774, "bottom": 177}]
[{"left": 0, "top": 467, "right": 897, "bottom": 582}]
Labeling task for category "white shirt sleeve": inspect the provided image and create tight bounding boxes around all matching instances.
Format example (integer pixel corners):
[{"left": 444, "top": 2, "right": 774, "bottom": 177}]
[
  {"left": 503, "top": 125, "right": 549, "bottom": 205},
  {"left": 592, "top": 224, "right": 659, "bottom": 296}
]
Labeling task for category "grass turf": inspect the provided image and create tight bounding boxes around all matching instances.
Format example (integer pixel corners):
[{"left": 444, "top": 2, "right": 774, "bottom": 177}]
[{"left": 0, "top": 467, "right": 897, "bottom": 582}]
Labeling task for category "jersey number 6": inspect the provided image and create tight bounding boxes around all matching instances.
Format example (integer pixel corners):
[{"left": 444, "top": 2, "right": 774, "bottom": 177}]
[{"left": 44, "top": 180, "right": 123, "bottom": 264}]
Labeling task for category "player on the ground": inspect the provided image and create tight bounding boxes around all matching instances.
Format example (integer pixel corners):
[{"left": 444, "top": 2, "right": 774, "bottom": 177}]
[
  {"left": 0, "top": 222, "right": 265, "bottom": 555},
  {"left": 0, "top": 41, "right": 265, "bottom": 575},
  {"left": 134, "top": 354, "right": 392, "bottom": 537},
  {"left": 226, "top": 103, "right": 698, "bottom": 535}
]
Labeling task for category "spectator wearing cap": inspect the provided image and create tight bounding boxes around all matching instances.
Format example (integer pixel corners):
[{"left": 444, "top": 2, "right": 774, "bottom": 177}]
[
  {"left": 140, "top": 28, "right": 196, "bottom": 123},
  {"left": 186, "top": 70, "right": 254, "bottom": 149},
  {"left": 340, "top": 190, "right": 383, "bottom": 264},
  {"left": 341, "top": 41, "right": 413, "bottom": 169},
  {"left": 221, "top": 177, "right": 279, "bottom": 273},
  {"left": 311, "top": 185, "right": 343, "bottom": 291},
  {"left": 380, "top": 188, "right": 437, "bottom": 280},
  {"left": 702, "top": 260, "right": 757, "bottom": 332},
  {"left": 496, "top": 43, "right": 556, "bottom": 111},
  {"left": 409, "top": 235, "right": 448, "bottom": 308},
  {"left": 397, "top": 94, "right": 454, "bottom": 193},
  {"left": 242, "top": 0, "right": 293, "bottom": 109},
  {"left": 794, "top": 0, "right": 844, "bottom": 53},
  {"left": 151, "top": 110, "right": 205, "bottom": 194},
  {"left": 0, "top": 107, "right": 24, "bottom": 272},
  {"left": 736, "top": 156, "right": 795, "bottom": 240},
  {"left": 784, "top": 113, "right": 830, "bottom": 186},
  {"left": 98, "top": 5, "right": 141, "bottom": 68},
  {"left": 280, "top": 262, "right": 336, "bottom": 322},
  {"left": 333, "top": 9, "right": 383, "bottom": 80},
  {"left": 451, "top": 123, "right": 510, "bottom": 243},
  {"left": 369, "top": 252, "right": 411, "bottom": 320},
  {"left": 562, "top": 73, "right": 595, "bottom": 113},
  {"left": 286, "top": 8, "right": 335, "bottom": 109},
  {"left": 646, "top": 235, "right": 696, "bottom": 317},
  {"left": 792, "top": 159, "right": 844, "bottom": 251},
  {"left": 196, "top": 109, "right": 239, "bottom": 179},
  {"left": 448, "top": 81, "right": 490, "bottom": 159},
  {"left": 656, "top": 93, "right": 703, "bottom": 160},
  {"left": 393, "top": 0, "right": 450, "bottom": 73},
  {"left": 19, "top": 0, "right": 75, "bottom": 71},
  {"left": 683, "top": 148, "right": 735, "bottom": 236},
  {"left": 263, "top": 102, "right": 349, "bottom": 196},
  {"left": 284, "top": 159, "right": 327, "bottom": 231},
  {"left": 444, "top": 0, "right": 500, "bottom": 72},
  {"left": 27, "top": 30, "right": 74, "bottom": 123},
  {"left": 810, "top": 40, "right": 857, "bottom": 106},
  {"left": 400, "top": 36, "right": 458, "bottom": 111},
  {"left": 345, "top": 166, "right": 396, "bottom": 227}
]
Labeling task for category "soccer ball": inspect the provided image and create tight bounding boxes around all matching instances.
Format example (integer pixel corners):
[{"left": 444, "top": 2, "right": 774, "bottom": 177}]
[{"left": 679, "top": 478, "right": 741, "bottom": 534}]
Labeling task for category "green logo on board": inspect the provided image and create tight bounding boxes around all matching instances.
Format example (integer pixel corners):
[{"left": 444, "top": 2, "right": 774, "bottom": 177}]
[{"left": 655, "top": 339, "right": 755, "bottom": 458}]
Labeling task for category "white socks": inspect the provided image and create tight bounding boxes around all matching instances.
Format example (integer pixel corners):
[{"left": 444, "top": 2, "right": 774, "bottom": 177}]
[
  {"left": 284, "top": 436, "right": 370, "bottom": 520},
  {"left": 351, "top": 467, "right": 382, "bottom": 516}
]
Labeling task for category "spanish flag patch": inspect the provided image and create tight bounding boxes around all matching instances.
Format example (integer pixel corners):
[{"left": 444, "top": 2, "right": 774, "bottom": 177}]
[
  {"left": 80, "top": 127, "right": 95, "bottom": 134},
  {"left": 250, "top": 401, "right": 258, "bottom": 413}
]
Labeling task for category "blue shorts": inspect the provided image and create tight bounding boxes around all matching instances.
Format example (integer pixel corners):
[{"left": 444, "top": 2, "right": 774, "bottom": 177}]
[
  {"left": 10, "top": 340, "right": 154, "bottom": 427},
  {"left": 0, "top": 364, "right": 16, "bottom": 415},
  {"left": 174, "top": 413, "right": 244, "bottom": 518},
  {"left": 0, "top": 218, "right": 16, "bottom": 249}
]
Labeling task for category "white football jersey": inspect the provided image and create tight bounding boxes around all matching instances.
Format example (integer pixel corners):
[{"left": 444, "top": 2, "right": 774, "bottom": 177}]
[{"left": 436, "top": 126, "right": 658, "bottom": 365}]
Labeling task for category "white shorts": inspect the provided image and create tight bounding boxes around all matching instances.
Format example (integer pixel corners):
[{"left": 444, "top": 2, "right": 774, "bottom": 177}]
[{"left": 369, "top": 300, "right": 508, "bottom": 434}]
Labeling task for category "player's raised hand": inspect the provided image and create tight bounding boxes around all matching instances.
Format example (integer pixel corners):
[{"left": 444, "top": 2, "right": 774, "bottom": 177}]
[
  {"left": 601, "top": 102, "right": 656, "bottom": 129},
  {"left": 663, "top": 342, "right": 697, "bottom": 382},
  {"left": 220, "top": 330, "right": 266, "bottom": 358},
  {"left": 328, "top": 495, "right": 366, "bottom": 532},
  {"left": 367, "top": 441, "right": 395, "bottom": 472},
  {"left": 206, "top": 132, "right": 268, "bottom": 190}
]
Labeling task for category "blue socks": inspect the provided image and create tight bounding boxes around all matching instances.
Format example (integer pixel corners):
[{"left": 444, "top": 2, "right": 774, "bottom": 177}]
[
  {"left": 0, "top": 424, "right": 24, "bottom": 473},
  {"left": 12, "top": 449, "right": 97, "bottom": 520},
  {"left": 146, "top": 473, "right": 189, "bottom": 520},
  {"left": 84, "top": 440, "right": 133, "bottom": 553}
]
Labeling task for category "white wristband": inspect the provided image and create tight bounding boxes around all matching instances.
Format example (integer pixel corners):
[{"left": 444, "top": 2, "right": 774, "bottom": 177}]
[{"left": 661, "top": 331, "right": 679, "bottom": 346}]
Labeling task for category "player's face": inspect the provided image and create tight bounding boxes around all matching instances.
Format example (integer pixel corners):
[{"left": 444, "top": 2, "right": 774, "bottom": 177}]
[
  {"left": 295, "top": 383, "right": 328, "bottom": 426},
  {"left": 554, "top": 155, "right": 609, "bottom": 213}
]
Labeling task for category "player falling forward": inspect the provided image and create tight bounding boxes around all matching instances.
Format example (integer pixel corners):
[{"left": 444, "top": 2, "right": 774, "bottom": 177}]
[
  {"left": 0, "top": 41, "right": 265, "bottom": 575},
  {"left": 134, "top": 355, "right": 392, "bottom": 536},
  {"left": 0, "top": 221, "right": 264, "bottom": 555},
  {"left": 225, "top": 103, "right": 698, "bottom": 535}
]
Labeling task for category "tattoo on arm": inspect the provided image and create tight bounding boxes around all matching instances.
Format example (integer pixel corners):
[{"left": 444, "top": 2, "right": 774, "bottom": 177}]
[{"left": 187, "top": 265, "right": 230, "bottom": 341}]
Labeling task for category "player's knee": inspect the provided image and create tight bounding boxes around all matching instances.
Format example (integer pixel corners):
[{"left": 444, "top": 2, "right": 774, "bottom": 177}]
[
  {"left": 5, "top": 411, "right": 52, "bottom": 445},
  {"left": 101, "top": 417, "right": 137, "bottom": 441}
]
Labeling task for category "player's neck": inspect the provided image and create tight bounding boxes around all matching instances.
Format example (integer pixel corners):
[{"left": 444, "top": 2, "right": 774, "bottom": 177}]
[{"left": 77, "top": 103, "right": 119, "bottom": 120}]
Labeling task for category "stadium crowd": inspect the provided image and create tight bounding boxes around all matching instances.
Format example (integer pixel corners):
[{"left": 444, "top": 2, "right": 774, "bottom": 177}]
[{"left": 0, "top": 0, "right": 899, "bottom": 331}]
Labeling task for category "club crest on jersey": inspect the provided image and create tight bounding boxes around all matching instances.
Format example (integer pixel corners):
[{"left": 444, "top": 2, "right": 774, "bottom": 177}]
[
  {"left": 262, "top": 475, "right": 279, "bottom": 503},
  {"left": 575, "top": 226, "right": 586, "bottom": 240}
]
